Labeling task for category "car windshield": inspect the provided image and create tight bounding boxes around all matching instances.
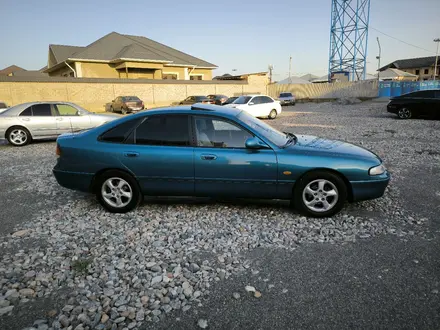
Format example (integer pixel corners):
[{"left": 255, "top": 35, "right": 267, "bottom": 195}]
[
  {"left": 280, "top": 93, "right": 292, "bottom": 97},
  {"left": 233, "top": 96, "right": 252, "bottom": 104},
  {"left": 237, "top": 111, "right": 290, "bottom": 147}
]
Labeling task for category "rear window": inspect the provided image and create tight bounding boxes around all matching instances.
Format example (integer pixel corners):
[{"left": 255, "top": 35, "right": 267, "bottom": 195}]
[
  {"left": 123, "top": 96, "right": 141, "bottom": 102},
  {"left": 100, "top": 118, "right": 141, "bottom": 143},
  {"left": 233, "top": 96, "right": 252, "bottom": 104},
  {"left": 20, "top": 107, "right": 32, "bottom": 116},
  {"left": 280, "top": 93, "right": 293, "bottom": 97}
]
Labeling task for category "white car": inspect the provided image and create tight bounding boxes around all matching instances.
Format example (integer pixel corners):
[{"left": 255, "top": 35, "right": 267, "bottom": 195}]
[
  {"left": 0, "top": 101, "right": 9, "bottom": 114},
  {"left": 224, "top": 95, "right": 282, "bottom": 119}
]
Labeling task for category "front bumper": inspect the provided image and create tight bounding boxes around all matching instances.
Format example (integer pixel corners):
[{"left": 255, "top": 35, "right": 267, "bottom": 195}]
[
  {"left": 386, "top": 104, "right": 397, "bottom": 114},
  {"left": 53, "top": 168, "right": 94, "bottom": 193},
  {"left": 350, "top": 172, "right": 390, "bottom": 202}
]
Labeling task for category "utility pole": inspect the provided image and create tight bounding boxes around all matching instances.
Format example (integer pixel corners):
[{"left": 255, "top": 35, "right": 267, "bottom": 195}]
[
  {"left": 376, "top": 37, "right": 381, "bottom": 83},
  {"left": 289, "top": 56, "right": 292, "bottom": 83},
  {"left": 268, "top": 65, "right": 274, "bottom": 84},
  {"left": 434, "top": 38, "right": 440, "bottom": 81}
]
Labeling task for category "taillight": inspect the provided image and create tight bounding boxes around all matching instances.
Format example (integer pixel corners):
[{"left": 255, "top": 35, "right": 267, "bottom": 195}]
[{"left": 56, "top": 144, "right": 61, "bottom": 157}]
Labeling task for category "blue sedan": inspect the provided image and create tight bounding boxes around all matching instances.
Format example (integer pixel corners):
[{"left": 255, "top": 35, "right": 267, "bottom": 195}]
[{"left": 53, "top": 104, "right": 390, "bottom": 217}]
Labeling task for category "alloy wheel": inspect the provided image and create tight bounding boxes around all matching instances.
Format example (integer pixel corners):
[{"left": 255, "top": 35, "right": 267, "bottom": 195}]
[
  {"left": 302, "top": 179, "right": 339, "bottom": 212},
  {"left": 9, "top": 129, "right": 28, "bottom": 146},
  {"left": 398, "top": 108, "right": 411, "bottom": 119},
  {"left": 101, "top": 177, "right": 133, "bottom": 208}
]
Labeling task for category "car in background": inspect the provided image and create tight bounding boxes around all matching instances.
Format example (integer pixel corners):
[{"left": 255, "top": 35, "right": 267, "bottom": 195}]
[
  {"left": 0, "top": 102, "right": 119, "bottom": 146},
  {"left": 224, "top": 95, "right": 282, "bottom": 119},
  {"left": 223, "top": 97, "right": 239, "bottom": 105},
  {"left": 179, "top": 96, "right": 210, "bottom": 105},
  {"left": 0, "top": 101, "right": 9, "bottom": 114},
  {"left": 53, "top": 103, "right": 389, "bottom": 218},
  {"left": 207, "top": 94, "right": 228, "bottom": 105},
  {"left": 387, "top": 89, "right": 440, "bottom": 119},
  {"left": 110, "top": 96, "right": 145, "bottom": 114},
  {"left": 278, "top": 92, "right": 296, "bottom": 106}
]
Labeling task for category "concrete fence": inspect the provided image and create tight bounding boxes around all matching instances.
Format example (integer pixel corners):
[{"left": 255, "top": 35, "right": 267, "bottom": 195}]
[
  {"left": 268, "top": 80, "right": 379, "bottom": 100},
  {"left": 0, "top": 76, "right": 268, "bottom": 112}
]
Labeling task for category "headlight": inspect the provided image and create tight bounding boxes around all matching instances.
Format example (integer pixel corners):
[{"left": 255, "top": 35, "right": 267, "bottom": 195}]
[{"left": 369, "top": 164, "right": 386, "bottom": 176}]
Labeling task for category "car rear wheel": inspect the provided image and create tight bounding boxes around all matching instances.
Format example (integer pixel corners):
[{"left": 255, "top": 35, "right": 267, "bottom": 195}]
[
  {"left": 96, "top": 170, "right": 142, "bottom": 213},
  {"left": 121, "top": 107, "right": 127, "bottom": 115},
  {"left": 110, "top": 105, "right": 114, "bottom": 113},
  {"left": 293, "top": 170, "right": 347, "bottom": 218},
  {"left": 269, "top": 109, "right": 277, "bottom": 119},
  {"left": 7, "top": 126, "right": 31, "bottom": 147},
  {"left": 397, "top": 107, "right": 412, "bottom": 119}
]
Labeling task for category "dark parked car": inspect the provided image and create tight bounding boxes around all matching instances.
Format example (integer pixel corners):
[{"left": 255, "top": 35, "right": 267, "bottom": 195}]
[
  {"left": 207, "top": 94, "right": 228, "bottom": 105},
  {"left": 110, "top": 96, "right": 145, "bottom": 114},
  {"left": 53, "top": 104, "right": 389, "bottom": 218},
  {"left": 387, "top": 89, "right": 440, "bottom": 119},
  {"left": 179, "top": 96, "right": 210, "bottom": 105},
  {"left": 223, "top": 97, "right": 239, "bottom": 105}
]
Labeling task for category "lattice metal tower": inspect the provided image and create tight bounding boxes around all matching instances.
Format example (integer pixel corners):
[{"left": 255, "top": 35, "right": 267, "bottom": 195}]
[{"left": 328, "top": 0, "right": 371, "bottom": 81}]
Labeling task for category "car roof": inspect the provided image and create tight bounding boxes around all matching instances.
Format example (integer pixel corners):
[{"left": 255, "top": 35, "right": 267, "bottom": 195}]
[
  {"left": 0, "top": 101, "right": 83, "bottom": 116},
  {"left": 130, "top": 103, "right": 242, "bottom": 119}
]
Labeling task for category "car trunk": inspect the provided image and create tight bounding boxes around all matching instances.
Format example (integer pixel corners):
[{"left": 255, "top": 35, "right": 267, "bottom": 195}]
[{"left": 125, "top": 101, "right": 143, "bottom": 108}]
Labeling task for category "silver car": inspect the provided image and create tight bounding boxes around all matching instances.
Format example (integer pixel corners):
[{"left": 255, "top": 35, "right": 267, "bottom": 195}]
[{"left": 0, "top": 102, "right": 120, "bottom": 146}]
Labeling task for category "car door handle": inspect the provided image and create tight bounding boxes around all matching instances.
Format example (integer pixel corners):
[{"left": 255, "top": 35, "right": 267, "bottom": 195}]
[
  {"left": 56, "top": 118, "right": 63, "bottom": 121},
  {"left": 123, "top": 152, "right": 139, "bottom": 158},
  {"left": 21, "top": 118, "right": 30, "bottom": 121},
  {"left": 200, "top": 154, "right": 217, "bottom": 160}
]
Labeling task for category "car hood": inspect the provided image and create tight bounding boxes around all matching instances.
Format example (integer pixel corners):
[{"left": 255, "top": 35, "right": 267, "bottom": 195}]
[{"left": 286, "top": 135, "right": 380, "bottom": 161}]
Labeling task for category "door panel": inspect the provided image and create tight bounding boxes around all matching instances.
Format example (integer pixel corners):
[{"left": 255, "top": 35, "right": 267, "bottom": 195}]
[
  {"left": 20, "top": 104, "right": 57, "bottom": 137},
  {"left": 120, "top": 145, "right": 194, "bottom": 195},
  {"left": 54, "top": 104, "right": 92, "bottom": 134},
  {"left": 194, "top": 148, "right": 278, "bottom": 198},
  {"left": 193, "top": 115, "right": 278, "bottom": 198},
  {"left": 120, "top": 114, "right": 194, "bottom": 195}
]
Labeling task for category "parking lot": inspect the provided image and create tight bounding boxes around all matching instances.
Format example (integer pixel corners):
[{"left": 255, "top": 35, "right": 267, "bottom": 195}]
[{"left": 1, "top": 101, "right": 440, "bottom": 330}]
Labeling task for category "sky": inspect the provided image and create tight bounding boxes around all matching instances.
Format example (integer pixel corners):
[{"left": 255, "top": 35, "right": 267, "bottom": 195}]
[{"left": 0, "top": 0, "right": 439, "bottom": 80}]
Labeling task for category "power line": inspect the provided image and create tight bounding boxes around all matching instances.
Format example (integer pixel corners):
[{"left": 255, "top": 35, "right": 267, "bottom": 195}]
[{"left": 370, "top": 26, "right": 436, "bottom": 54}]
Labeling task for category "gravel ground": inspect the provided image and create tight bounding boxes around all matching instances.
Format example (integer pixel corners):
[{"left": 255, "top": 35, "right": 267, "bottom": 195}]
[{"left": 0, "top": 101, "right": 439, "bottom": 330}]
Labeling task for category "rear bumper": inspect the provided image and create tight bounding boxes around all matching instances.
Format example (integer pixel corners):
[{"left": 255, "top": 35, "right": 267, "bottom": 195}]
[
  {"left": 350, "top": 173, "right": 390, "bottom": 202},
  {"left": 280, "top": 100, "right": 295, "bottom": 105},
  {"left": 53, "top": 168, "right": 94, "bottom": 193}
]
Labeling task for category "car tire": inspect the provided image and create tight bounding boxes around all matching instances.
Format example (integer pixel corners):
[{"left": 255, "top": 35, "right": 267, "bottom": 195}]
[
  {"left": 96, "top": 170, "right": 142, "bottom": 213},
  {"left": 6, "top": 126, "right": 31, "bottom": 147},
  {"left": 397, "top": 107, "right": 412, "bottom": 119},
  {"left": 293, "top": 170, "right": 347, "bottom": 218},
  {"left": 121, "top": 107, "right": 127, "bottom": 115},
  {"left": 110, "top": 105, "right": 114, "bottom": 113},
  {"left": 269, "top": 109, "right": 277, "bottom": 119}
]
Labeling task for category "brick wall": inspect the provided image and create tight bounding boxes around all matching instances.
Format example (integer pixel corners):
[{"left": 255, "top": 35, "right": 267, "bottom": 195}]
[{"left": 0, "top": 77, "right": 268, "bottom": 112}]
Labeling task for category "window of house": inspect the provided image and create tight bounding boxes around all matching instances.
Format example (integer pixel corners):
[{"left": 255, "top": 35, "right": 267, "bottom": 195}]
[
  {"left": 133, "top": 115, "right": 190, "bottom": 146},
  {"left": 194, "top": 116, "right": 252, "bottom": 148},
  {"left": 55, "top": 104, "right": 78, "bottom": 116},
  {"left": 190, "top": 75, "right": 203, "bottom": 81},
  {"left": 100, "top": 118, "right": 141, "bottom": 143},
  {"left": 32, "top": 104, "right": 52, "bottom": 116},
  {"left": 415, "top": 69, "right": 420, "bottom": 75},
  {"left": 424, "top": 69, "right": 429, "bottom": 74},
  {"left": 162, "top": 73, "right": 178, "bottom": 80}
]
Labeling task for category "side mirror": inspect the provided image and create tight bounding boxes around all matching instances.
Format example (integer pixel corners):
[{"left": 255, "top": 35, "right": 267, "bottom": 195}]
[
  {"left": 111, "top": 99, "right": 115, "bottom": 102},
  {"left": 245, "top": 137, "right": 269, "bottom": 149}
]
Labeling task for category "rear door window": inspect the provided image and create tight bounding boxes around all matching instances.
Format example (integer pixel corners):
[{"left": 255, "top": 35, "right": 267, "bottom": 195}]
[
  {"left": 32, "top": 104, "right": 52, "bottom": 116},
  {"left": 133, "top": 115, "right": 190, "bottom": 146}
]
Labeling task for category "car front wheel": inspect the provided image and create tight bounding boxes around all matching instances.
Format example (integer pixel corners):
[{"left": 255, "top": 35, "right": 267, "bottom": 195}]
[
  {"left": 96, "top": 170, "right": 142, "bottom": 213},
  {"left": 397, "top": 107, "right": 412, "bottom": 119},
  {"left": 293, "top": 170, "right": 347, "bottom": 218},
  {"left": 7, "top": 126, "right": 31, "bottom": 147}
]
